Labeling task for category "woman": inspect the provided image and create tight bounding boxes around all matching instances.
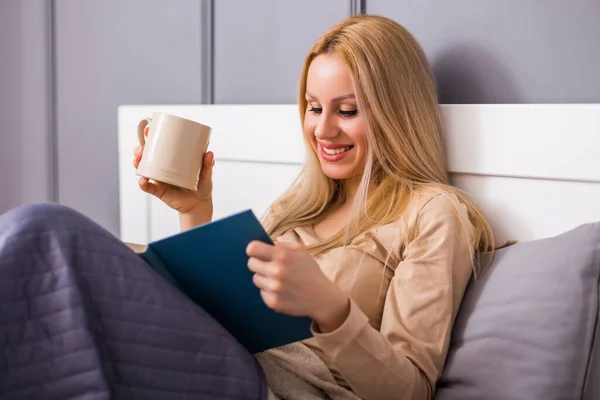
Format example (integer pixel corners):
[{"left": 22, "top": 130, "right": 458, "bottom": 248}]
[
  {"left": 135, "top": 14, "right": 494, "bottom": 400},
  {"left": 0, "top": 14, "right": 493, "bottom": 400}
]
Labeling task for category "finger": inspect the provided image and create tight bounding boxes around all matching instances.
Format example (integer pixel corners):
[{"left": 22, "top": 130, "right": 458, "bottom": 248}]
[
  {"left": 204, "top": 151, "right": 214, "bottom": 168},
  {"left": 247, "top": 256, "right": 270, "bottom": 275},
  {"left": 138, "top": 177, "right": 151, "bottom": 193},
  {"left": 144, "top": 126, "right": 150, "bottom": 137},
  {"left": 199, "top": 151, "right": 214, "bottom": 183},
  {"left": 132, "top": 146, "right": 143, "bottom": 168},
  {"left": 138, "top": 177, "right": 169, "bottom": 198},
  {"left": 251, "top": 272, "right": 281, "bottom": 293},
  {"left": 259, "top": 290, "right": 280, "bottom": 312},
  {"left": 138, "top": 177, "right": 156, "bottom": 196},
  {"left": 246, "top": 240, "right": 275, "bottom": 261},
  {"left": 275, "top": 240, "right": 303, "bottom": 251}
]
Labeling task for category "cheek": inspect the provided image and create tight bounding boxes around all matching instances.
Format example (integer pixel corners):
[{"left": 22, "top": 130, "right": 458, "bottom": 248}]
[
  {"left": 343, "top": 120, "right": 367, "bottom": 147},
  {"left": 344, "top": 121, "right": 368, "bottom": 166},
  {"left": 303, "top": 116, "right": 318, "bottom": 143}
]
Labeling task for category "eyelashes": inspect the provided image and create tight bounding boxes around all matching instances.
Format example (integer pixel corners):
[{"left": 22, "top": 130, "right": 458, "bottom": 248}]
[
  {"left": 340, "top": 110, "right": 358, "bottom": 117},
  {"left": 308, "top": 107, "right": 358, "bottom": 118}
]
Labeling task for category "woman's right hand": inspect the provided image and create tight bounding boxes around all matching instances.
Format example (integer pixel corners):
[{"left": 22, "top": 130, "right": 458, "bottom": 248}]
[{"left": 132, "top": 126, "right": 215, "bottom": 219}]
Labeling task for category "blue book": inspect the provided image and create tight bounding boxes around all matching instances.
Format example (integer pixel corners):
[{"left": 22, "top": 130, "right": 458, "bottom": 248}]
[{"left": 129, "top": 209, "right": 313, "bottom": 354}]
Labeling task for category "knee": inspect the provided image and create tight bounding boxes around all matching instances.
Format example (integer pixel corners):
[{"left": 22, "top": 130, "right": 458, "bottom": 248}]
[
  {"left": 7, "top": 202, "right": 80, "bottom": 221},
  {"left": 0, "top": 202, "right": 99, "bottom": 235}
]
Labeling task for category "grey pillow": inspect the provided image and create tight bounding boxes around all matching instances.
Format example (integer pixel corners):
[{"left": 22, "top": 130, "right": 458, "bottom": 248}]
[{"left": 435, "top": 222, "right": 600, "bottom": 400}]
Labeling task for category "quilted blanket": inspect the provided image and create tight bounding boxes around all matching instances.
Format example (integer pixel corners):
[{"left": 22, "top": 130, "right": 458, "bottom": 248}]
[{"left": 0, "top": 203, "right": 268, "bottom": 400}]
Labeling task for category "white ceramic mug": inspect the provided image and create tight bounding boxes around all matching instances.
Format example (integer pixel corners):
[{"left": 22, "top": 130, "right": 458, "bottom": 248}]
[{"left": 136, "top": 112, "right": 212, "bottom": 191}]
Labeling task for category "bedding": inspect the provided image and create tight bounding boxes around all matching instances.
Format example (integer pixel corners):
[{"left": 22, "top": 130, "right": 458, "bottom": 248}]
[
  {"left": 435, "top": 221, "right": 600, "bottom": 400},
  {"left": 0, "top": 203, "right": 268, "bottom": 399}
]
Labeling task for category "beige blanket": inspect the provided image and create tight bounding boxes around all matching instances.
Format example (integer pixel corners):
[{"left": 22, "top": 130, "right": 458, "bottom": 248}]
[{"left": 255, "top": 342, "right": 363, "bottom": 400}]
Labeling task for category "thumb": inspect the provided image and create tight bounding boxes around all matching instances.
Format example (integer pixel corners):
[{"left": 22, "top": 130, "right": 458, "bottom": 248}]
[
  {"left": 275, "top": 238, "right": 303, "bottom": 251},
  {"left": 199, "top": 151, "right": 214, "bottom": 183}
]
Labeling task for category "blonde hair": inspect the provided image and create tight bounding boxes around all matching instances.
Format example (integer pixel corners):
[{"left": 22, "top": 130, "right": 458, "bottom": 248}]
[{"left": 262, "top": 14, "right": 495, "bottom": 276}]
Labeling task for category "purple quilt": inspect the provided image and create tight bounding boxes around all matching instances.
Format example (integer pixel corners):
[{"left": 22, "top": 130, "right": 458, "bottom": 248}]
[{"left": 0, "top": 203, "right": 268, "bottom": 399}]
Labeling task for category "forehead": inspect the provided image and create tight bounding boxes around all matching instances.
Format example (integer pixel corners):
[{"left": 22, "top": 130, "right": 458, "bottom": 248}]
[{"left": 306, "top": 54, "right": 354, "bottom": 95}]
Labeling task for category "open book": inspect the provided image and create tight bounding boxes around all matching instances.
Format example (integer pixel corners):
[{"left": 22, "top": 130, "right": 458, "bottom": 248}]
[{"left": 126, "top": 210, "right": 312, "bottom": 353}]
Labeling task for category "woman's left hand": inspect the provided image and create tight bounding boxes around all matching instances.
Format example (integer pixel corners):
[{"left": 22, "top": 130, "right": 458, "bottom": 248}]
[{"left": 246, "top": 240, "right": 350, "bottom": 333}]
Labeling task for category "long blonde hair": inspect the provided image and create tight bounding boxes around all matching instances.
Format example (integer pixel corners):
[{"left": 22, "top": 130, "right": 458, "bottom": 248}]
[{"left": 263, "top": 14, "right": 495, "bottom": 275}]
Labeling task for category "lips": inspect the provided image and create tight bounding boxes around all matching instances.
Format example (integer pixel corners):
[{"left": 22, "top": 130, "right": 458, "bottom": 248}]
[
  {"left": 323, "top": 146, "right": 352, "bottom": 155},
  {"left": 319, "top": 143, "right": 354, "bottom": 162}
]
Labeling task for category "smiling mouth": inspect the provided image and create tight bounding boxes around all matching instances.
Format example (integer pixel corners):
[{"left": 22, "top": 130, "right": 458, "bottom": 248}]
[{"left": 322, "top": 145, "right": 354, "bottom": 155}]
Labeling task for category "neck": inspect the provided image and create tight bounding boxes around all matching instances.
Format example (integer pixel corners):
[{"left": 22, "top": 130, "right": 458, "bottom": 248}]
[{"left": 342, "top": 177, "right": 362, "bottom": 206}]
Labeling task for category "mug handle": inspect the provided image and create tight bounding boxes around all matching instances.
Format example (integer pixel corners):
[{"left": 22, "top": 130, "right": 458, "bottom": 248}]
[{"left": 137, "top": 118, "right": 151, "bottom": 146}]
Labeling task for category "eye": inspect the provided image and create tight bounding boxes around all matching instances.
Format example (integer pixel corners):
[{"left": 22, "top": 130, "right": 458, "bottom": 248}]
[
  {"left": 339, "top": 110, "right": 358, "bottom": 118},
  {"left": 309, "top": 106, "right": 322, "bottom": 115}
]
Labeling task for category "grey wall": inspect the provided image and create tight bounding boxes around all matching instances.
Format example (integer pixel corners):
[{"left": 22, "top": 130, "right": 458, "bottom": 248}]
[
  {"left": 0, "top": 0, "right": 53, "bottom": 211},
  {"left": 214, "top": 0, "right": 349, "bottom": 103},
  {"left": 369, "top": 0, "right": 600, "bottom": 103},
  {"left": 1, "top": 0, "right": 598, "bottom": 234},
  {"left": 53, "top": 0, "right": 205, "bottom": 235}
]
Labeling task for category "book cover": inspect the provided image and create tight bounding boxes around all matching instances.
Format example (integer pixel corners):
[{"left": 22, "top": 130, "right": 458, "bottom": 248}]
[{"left": 126, "top": 209, "right": 313, "bottom": 353}]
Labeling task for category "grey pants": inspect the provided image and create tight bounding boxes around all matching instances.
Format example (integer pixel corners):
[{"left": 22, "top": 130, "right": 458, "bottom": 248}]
[{"left": 0, "top": 203, "right": 267, "bottom": 400}]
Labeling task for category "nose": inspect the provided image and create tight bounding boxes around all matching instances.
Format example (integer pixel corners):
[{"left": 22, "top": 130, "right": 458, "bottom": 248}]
[{"left": 314, "top": 113, "right": 340, "bottom": 140}]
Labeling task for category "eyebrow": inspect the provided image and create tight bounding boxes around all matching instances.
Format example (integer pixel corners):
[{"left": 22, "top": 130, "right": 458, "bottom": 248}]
[{"left": 305, "top": 92, "right": 356, "bottom": 102}]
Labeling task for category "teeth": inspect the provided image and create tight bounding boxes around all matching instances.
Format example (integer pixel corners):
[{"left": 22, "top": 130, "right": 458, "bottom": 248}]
[{"left": 323, "top": 146, "right": 350, "bottom": 155}]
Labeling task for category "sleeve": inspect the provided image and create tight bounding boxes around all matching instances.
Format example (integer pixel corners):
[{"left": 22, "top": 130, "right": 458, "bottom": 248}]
[{"left": 310, "top": 194, "right": 477, "bottom": 400}]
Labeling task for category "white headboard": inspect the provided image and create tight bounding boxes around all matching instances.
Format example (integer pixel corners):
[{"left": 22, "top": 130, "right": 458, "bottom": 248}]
[{"left": 118, "top": 104, "right": 600, "bottom": 246}]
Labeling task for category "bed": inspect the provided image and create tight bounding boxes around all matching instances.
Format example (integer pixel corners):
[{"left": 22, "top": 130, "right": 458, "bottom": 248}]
[
  {"left": 117, "top": 103, "right": 600, "bottom": 399},
  {"left": 117, "top": 103, "right": 600, "bottom": 246}
]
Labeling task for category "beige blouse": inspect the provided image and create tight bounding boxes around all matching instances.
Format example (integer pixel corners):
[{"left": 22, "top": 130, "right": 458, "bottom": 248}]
[{"left": 274, "top": 190, "right": 477, "bottom": 400}]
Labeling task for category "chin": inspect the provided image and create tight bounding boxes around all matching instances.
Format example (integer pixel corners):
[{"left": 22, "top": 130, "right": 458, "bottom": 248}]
[{"left": 320, "top": 165, "right": 356, "bottom": 180}]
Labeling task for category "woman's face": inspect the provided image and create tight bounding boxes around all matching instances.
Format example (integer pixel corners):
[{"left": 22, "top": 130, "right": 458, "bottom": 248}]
[{"left": 303, "top": 54, "right": 367, "bottom": 181}]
